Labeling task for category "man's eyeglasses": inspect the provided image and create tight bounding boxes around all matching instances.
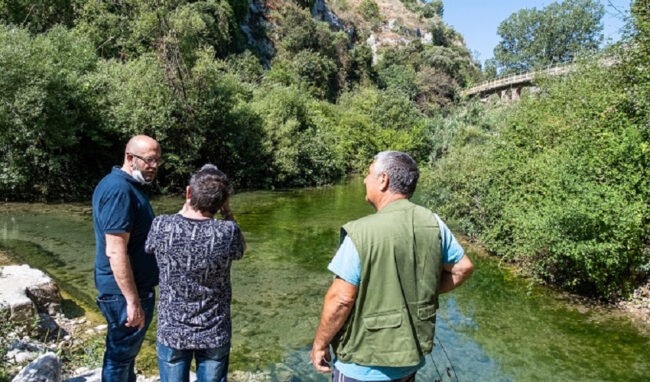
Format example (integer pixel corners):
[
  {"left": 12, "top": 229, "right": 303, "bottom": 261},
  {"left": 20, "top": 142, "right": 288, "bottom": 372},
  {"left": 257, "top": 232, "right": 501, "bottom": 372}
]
[{"left": 128, "top": 152, "right": 164, "bottom": 166}]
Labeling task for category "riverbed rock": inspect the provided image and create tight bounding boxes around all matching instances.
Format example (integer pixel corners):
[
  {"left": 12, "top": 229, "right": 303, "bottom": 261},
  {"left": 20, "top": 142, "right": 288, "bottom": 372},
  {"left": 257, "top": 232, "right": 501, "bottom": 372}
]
[
  {"left": 84, "top": 324, "right": 107, "bottom": 335},
  {"left": 11, "top": 352, "right": 61, "bottom": 382},
  {"left": 0, "top": 265, "right": 62, "bottom": 321},
  {"left": 37, "top": 313, "right": 67, "bottom": 341},
  {"left": 230, "top": 370, "right": 273, "bottom": 382},
  {"left": 5, "top": 349, "right": 38, "bottom": 365},
  {"left": 130, "top": 371, "right": 196, "bottom": 382}
]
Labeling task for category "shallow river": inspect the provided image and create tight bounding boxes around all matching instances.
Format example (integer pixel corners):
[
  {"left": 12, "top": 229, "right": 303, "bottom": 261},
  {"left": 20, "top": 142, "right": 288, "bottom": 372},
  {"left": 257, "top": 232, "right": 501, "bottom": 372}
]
[{"left": 1, "top": 178, "right": 648, "bottom": 381}]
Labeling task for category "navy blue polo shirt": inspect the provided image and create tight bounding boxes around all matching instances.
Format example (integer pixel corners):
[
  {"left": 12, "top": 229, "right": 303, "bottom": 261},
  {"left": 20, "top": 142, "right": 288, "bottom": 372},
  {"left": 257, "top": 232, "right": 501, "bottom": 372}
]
[{"left": 93, "top": 167, "right": 159, "bottom": 295}]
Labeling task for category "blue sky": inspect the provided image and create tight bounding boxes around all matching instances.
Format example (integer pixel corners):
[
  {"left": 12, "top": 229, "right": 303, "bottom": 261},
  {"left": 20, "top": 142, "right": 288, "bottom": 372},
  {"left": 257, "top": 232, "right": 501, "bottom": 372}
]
[{"left": 441, "top": 0, "right": 631, "bottom": 64}]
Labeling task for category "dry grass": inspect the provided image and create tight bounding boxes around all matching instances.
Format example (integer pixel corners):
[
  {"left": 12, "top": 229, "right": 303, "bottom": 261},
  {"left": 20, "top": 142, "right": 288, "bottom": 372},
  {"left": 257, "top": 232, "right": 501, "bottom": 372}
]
[{"left": 0, "top": 248, "right": 13, "bottom": 266}]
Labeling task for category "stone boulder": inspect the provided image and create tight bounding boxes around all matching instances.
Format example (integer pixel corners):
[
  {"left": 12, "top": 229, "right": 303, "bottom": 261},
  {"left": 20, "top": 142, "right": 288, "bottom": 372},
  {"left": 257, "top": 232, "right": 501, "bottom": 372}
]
[
  {"left": 0, "top": 265, "right": 62, "bottom": 321},
  {"left": 11, "top": 352, "right": 61, "bottom": 382}
]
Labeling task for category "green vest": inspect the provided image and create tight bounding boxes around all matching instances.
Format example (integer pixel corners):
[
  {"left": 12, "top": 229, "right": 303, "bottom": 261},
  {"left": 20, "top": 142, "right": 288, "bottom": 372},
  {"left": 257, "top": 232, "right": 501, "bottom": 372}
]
[{"left": 332, "top": 199, "right": 442, "bottom": 367}]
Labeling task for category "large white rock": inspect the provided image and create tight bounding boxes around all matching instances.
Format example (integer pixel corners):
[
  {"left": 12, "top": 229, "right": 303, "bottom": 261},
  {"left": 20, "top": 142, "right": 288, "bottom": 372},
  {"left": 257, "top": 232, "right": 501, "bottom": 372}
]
[
  {"left": 0, "top": 265, "right": 62, "bottom": 321},
  {"left": 11, "top": 352, "right": 61, "bottom": 382}
]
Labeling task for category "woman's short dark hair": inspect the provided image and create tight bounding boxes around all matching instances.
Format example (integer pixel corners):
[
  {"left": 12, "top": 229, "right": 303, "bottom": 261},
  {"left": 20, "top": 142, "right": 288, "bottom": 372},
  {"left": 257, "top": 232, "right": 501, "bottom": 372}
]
[{"left": 189, "top": 164, "right": 233, "bottom": 215}]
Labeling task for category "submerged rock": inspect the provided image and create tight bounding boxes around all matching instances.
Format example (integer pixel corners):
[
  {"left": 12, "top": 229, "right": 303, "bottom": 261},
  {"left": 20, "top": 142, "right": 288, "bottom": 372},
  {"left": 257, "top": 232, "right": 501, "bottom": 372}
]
[
  {"left": 230, "top": 370, "right": 273, "bottom": 382},
  {"left": 11, "top": 352, "right": 61, "bottom": 382},
  {"left": 0, "top": 265, "right": 62, "bottom": 321}
]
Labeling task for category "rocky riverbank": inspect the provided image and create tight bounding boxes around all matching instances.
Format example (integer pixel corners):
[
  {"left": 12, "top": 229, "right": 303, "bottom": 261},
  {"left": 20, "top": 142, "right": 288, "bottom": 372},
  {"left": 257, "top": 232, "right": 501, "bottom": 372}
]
[
  {"left": 0, "top": 264, "right": 108, "bottom": 381},
  {"left": 0, "top": 263, "right": 284, "bottom": 382}
]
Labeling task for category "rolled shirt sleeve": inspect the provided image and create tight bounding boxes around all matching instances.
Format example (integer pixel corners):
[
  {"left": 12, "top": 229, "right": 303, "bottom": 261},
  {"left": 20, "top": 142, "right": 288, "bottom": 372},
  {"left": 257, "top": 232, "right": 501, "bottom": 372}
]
[{"left": 327, "top": 236, "right": 361, "bottom": 286}]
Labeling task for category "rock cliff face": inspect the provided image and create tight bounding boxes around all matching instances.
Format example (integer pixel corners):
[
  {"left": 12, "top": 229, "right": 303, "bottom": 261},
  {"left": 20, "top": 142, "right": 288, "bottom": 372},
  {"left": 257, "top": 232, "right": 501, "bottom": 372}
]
[
  {"left": 240, "top": 0, "right": 467, "bottom": 62},
  {"left": 240, "top": 0, "right": 275, "bottom": 65},
  {"left": 311, "top": 0, "right": 347, "bottom": 32}
]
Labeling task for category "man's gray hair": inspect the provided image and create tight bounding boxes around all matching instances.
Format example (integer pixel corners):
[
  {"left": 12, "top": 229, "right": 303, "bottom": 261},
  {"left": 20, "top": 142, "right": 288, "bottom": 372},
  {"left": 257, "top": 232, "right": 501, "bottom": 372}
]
[
  {"left": 189, "top": 164, "right": 233, "bottom": 214},
  {"left": 373, "top": 151, "right": 419, "bottom": 198}
]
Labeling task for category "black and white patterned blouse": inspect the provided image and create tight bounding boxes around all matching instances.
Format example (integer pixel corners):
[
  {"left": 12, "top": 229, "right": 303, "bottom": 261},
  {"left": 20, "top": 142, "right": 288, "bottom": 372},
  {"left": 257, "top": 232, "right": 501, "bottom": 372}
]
[{"left": 145, "top": 214, "right": 244, "bottom": 349}]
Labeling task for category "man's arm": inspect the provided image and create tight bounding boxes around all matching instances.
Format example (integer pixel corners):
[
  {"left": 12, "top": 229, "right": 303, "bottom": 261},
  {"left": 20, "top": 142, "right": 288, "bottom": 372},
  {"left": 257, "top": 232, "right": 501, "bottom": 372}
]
[
  {"left": 439, "top": 254, "right": 474, "bottom": 294},
  {"left": 310, "top": 277, "right": 358, "bottom": 373},
  {"left": 105, "top": 233, "right": 145, "bottom": 329}
]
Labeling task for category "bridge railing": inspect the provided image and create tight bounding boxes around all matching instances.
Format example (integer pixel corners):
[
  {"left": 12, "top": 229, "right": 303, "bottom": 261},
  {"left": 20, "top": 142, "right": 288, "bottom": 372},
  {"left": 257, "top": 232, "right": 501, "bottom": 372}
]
[{"left": 462, "top": 62, "right": 574, "bottom": 97}]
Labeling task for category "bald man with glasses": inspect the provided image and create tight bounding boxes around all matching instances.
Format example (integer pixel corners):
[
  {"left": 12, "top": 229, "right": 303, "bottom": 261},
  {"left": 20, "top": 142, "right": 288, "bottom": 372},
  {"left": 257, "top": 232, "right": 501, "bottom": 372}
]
[{"left": 92, "top": 135, "right": 162, "bottom": 382}]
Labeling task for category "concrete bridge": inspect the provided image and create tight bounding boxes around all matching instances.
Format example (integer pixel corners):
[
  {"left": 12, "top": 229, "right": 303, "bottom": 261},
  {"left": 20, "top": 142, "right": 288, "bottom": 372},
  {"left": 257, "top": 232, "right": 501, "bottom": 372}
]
[{"left": 462, "top": 63, "right": 574, "bottom": 101}]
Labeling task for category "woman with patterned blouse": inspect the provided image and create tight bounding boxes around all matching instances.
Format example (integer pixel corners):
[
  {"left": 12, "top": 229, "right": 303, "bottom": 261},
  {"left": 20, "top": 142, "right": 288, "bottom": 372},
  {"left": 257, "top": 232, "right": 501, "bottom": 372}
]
[{"left": 145, "top": 164, "right": 246, "bottom": 382}]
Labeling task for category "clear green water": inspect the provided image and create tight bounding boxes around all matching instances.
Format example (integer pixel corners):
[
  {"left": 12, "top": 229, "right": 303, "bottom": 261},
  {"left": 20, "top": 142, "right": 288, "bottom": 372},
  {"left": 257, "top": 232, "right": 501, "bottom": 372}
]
[{"left": 1, "top": 178, "right": 648, "bottom": 381}]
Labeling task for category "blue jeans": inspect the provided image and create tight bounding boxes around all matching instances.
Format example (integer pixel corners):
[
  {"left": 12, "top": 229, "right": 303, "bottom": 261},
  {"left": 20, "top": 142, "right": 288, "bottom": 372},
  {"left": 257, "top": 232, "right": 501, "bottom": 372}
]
[
  {"left": 97, "top": 290, "right": 155, "bottom": 382},
  {"left": 157, "top": 341, "right": 230, "bottom": 382}
]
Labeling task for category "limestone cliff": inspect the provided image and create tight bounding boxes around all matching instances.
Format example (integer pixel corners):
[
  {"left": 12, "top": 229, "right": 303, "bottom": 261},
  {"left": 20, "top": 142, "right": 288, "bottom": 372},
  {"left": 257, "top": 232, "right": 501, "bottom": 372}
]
[{"left": 241, "top": 0, "right": 474, "bottom": 64}]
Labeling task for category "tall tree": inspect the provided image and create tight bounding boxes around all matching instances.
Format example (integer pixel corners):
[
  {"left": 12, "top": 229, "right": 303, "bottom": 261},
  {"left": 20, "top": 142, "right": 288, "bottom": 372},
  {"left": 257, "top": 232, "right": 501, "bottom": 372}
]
[{"left": 493, "top": 0, "right": 604, "bottom": 73}]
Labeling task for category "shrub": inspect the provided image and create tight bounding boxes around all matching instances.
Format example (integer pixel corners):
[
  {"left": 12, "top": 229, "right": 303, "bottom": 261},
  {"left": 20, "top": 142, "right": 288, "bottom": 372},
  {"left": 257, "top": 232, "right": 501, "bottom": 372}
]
[
  {"left": 421, "top": 0, "right": 443, "bottom": 18},
  {"left": 0, "top": 26, "right": 103, "bottom": 200},
  {"left": 334, "top": 87, "right": 430, "bottom": 172},
  {"left": 358, "top": 0, "right": 381, "bottom": 22},
  {"left": 250, "top": 85, "right": 344, "bottom": 186},
  {"left": 420, "top": 52, "right": 649, "bottom": 299}
]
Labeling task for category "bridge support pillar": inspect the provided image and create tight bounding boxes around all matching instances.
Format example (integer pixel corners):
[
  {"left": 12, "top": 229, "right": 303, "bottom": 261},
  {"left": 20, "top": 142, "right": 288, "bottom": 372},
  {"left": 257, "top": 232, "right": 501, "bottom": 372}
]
[
  {"left": 499, "top": 90, "right": 507, "bottom": 100},
  {"left": 511, "top": 87, "right": 521, "bottom": 101}
]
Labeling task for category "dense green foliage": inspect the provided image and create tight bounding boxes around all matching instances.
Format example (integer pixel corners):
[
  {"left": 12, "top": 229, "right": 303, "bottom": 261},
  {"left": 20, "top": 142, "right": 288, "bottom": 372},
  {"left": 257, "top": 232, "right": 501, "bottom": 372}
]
[
  {"left": 358, "top": 0, "right": 381, "bottom": 22},
  {"left": 0, "top": 0, "right": 479, "bottom": 200},
  {"left": 3, "top": 0, "right": 643, "bottom": 300},
  {"left": 376, "top": 40, "right": 481, "bottom": 111},
  {"left": 0, "top": 26, "right": 104, "bottom": 199},
  {"left": 421, "top": 2, "right": 649, "bottom": 299},
  {"left": 494, "top": 0, "right": 604, "bottom": 74}
]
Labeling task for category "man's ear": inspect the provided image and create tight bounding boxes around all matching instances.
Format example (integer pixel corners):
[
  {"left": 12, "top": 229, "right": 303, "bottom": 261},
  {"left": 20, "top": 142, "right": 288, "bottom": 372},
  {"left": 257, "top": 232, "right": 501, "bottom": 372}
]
[
  {"left": 185, "top": 186, "right": 191, "bottom": 200},
  {"left": 379, "top": 173, "right": 389, "bottom": 192}
]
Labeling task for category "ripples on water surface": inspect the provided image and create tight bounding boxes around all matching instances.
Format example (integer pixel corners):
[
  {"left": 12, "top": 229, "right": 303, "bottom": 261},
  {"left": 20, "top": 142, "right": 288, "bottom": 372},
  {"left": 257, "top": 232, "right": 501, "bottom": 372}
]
[{"left": 1, "top": 177, "right": 648, "bottom": 381}]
